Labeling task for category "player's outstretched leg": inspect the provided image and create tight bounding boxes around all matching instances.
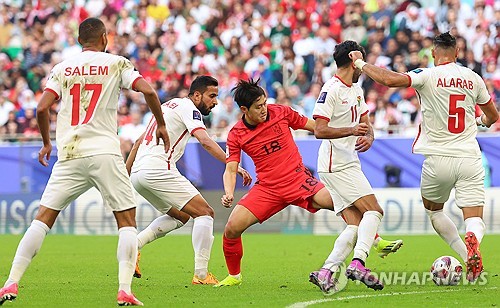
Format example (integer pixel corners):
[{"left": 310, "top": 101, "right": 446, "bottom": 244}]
[
  {"left": 117, "top": 290, "right": 144, "bottom": 306},
  {"left": 465, "top": 232, "right": 483, "bottom": 282},
  {"left": 374, "top": 238, "right": 403, "bottom": 258},
  {"left": 0, "top": 283, "right": 18, "bottom": 305},
  {"left": 346, "top": 260, "right": 384, "bottom": 290}
]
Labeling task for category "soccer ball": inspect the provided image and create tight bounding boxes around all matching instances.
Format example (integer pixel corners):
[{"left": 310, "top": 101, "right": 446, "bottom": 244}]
[{"left": 430, "top": 256, "right": 463, "bottom": 286}]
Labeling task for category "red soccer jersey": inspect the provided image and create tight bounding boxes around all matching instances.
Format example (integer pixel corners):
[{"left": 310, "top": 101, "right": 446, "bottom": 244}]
[{"left": 226, "top": 104, "right": 308, "bottom": 187}]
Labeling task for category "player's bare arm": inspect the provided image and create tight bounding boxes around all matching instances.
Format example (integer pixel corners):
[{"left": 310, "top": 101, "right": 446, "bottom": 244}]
[
  {"left": 133, "top": 78, "right": 170, "bottom": 152},
  {"left": 36, "top": 90, "right": 58, "bottom": 167},
  {"left": 125, "top": 132, "right": 145, "bottom": 175},
  {"left": 355, "top": 113, "right": 374, "bottom": 152},
  {"left": 349, "top": 51, "right": 411, "bottom": 88},
  {"left": 477, "top": 100, "right": 499, "bottom": 128},
  {"left": 222, "top": 161, "right": 239, "bottom": 208},
  {"left": 314, "top": 117, "right": 368, "bottom": 139},
  {"left": 302, "top": 118, "right": 316, "bottom": 132},
  {"left": 193, "top": 129, "right": 252, "bottom": 186}
]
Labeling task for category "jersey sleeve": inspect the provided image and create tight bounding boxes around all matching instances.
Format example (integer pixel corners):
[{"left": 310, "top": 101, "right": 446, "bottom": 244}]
[
  {"left": 119, "top": 57, "right": 143, "bottom": 90},
  {"left": 179, "top": 104, "right": 206, "bottom": 135},
  {"left": 225, "top": 131, "right": 241, "bottom": 163},
  {"left": 407, "top": 68, "right": 430, "bottom": 90},
  {"left": 475, "top": 75, "right": 492, "bottom": 105},
  {"left": 312, "top": 90, "right": 335, "bottom": 121},
  {"left": 44, "top": 64, "right": 61, "bottom": 100},
  {"left": 359, "top": 95, "right": 369, "bottom": 117},
  {"left": 286, "top": 105, "right": 308, "bottom": 130}
]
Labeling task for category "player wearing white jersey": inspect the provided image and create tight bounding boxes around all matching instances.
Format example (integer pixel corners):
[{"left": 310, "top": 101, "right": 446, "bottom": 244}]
[
  {"left": 0, "top": 18, "right": 170, "bottom": 307},
  {"left": 125, "top": 76, "right": 251, "bottom": 285},
  {"left": 350, "top": 32, "right": 499, "bottom": 282},
  {"left": 309, "top": 40, "right": 387, "bottom": 293}
]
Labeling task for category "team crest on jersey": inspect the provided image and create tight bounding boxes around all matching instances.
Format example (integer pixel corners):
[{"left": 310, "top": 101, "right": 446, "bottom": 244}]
[
  {"left": 317, "top": 92, "right": 327, "bottom": 104},
  {"left": 357, "top": 96, "right": 361, "bottom": 106},
  {"left": 193, "top": 110, "right": 202, "bottom": 120},
  {"left": 272, "top": 124, "right": 282, "bottom": 135},
  {"left": 411, "top": 68, "right": 423, "bottom": 74}
]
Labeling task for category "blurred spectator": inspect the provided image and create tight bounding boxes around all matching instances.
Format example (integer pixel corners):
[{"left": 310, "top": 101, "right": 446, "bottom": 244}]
[{"left": 119, "top": 111, "right": 146, "bottom": 159}]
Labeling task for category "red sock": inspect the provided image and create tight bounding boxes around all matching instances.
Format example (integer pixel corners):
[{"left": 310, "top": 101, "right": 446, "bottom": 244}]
[{"left": 223, "top": 235, "right": 243, "bottom": 275}]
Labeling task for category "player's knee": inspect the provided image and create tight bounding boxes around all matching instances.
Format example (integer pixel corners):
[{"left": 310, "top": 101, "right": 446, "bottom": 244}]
[{"left": 224, "top": 221, "right": 242, "bottom": 238}]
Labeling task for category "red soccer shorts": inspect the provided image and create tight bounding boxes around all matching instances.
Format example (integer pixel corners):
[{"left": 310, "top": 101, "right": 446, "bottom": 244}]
[{"left": 238, "top": 166, "right": 324, "bottom": 223}]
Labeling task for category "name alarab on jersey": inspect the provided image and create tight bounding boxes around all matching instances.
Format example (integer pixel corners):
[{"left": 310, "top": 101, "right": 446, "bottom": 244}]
[
  {"left": 132, "top": 97, "right": 206, "bottom": 171},
  {"left": 406, "top": 63, "right": 491, "bottom": 158},
  {"left": 312, "top": 75, "right": 369, "bottom": 173},
  {"left": 45, "top": 50, "right": 142, "bottom": 161},
  {"left": 226, "top": 104, "right": 308, "bottom": 187}
]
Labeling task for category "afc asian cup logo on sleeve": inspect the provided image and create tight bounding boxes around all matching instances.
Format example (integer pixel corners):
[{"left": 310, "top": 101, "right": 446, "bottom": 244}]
[
  {"left": 225, "top": 145, "right": 230, "bottom": 158},
  {"left": 317, "top": 92, "right": 327, "bottom": 104},
  {"left": 193, "top": 110, "right": 202, "bottom": 121}
]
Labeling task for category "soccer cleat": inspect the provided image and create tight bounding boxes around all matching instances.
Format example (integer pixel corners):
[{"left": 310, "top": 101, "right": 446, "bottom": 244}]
[
  {"left": 192, "top": 272, "right": 219, "bottom": 285},
  {"left": 345, "top": 260, "right": 384, "bottom": 290},
  {"left": 117, "top": 290, "right": 143, "bottom": 306},
  {"left": 309, "top": 268, "right": 339, "bottom": 295},
  {"left": 213, "top": 275, "right": 242, "bottom": 287},
  {"left": 133, "top": 251, "right": 141, "bottom": 278},
  {"left": 0, "top": 283, "right": 18, "bottom": 306},
  {"left": 465, "top": 232, "right": 483, "bottom": 282},
  {"left": 376, "top": 239, "right": 403, "bottom": 258}
]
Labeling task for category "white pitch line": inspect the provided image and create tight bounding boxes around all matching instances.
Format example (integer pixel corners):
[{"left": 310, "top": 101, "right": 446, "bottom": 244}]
[{"left": 287, "top": 286, "right": 498, "bottom": 308}]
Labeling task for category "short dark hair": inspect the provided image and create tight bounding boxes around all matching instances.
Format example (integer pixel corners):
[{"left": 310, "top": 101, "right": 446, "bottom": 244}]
[
  {"left": 188, "top": 75, "right": 218, "bottom": 95},
  {"left": 231, "top": 78, "right": 265, "bottom": 109},
  {"left": 333, "top": 40, "right": 366, "bottom": 68},
  {"left": 79, "top": 18, "right": 106, "bottom": 44},
  {"left": 433, "top": 32, "right": 456, "bottom": 49}
]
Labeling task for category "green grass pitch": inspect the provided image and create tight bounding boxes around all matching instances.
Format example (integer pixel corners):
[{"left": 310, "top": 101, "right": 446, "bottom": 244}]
[{"left": 0, "top": 234, "right": 498, "bottom": 307}]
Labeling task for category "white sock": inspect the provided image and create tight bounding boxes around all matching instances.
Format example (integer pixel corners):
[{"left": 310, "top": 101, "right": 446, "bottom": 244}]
[
  {"left": 117, "top": 227, "right": 137, "bottom": 294},
  {"left": 372, "top": 235, "right": 381, "bottom": 247},
  {"left": 353, "top": 211, "right": 383, "bottom": 262},
  {"left": 137, "top": 215, "right": 184, "bottom": 249},
  {"left": 426, "top": 209, "right": 467, "bottom": 261},
  {"left": 192, "top": 216, "right": 214, "bottom": 279},
  {"left": 465, "top": 217, "right": 486, "bottom": 243},
  {"left": 323, "top": 225, "right": 358, "bottom": 271},
  {"left": 5, "top": 220, "right": 50, "bottom": 287}
]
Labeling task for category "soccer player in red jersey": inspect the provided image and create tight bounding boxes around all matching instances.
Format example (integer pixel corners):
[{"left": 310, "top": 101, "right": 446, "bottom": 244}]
[{"left": 214, "top": 79, "right": 336, "bottom": 287}]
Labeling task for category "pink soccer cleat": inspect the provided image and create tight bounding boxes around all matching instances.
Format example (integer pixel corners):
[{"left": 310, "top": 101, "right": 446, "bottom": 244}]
[
  {"left": 0, "top": 283, "right": 18, "bottom": 305},
  {"left": 346, "top": 260, "right": 384, "bottom": 290},
  {"left": 465, "top": 232, "right": 483, "bottom": 282},
  {"left": 117, "top": 290, "right": 143, "bottom": 306}
]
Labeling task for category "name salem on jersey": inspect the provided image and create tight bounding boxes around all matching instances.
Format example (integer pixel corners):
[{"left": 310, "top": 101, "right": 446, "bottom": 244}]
[
  {"left": 65, "top": 66, "right": 109, "bottom": 76},
  {"left": 436, "top": 77, "right": 473, "bottom": 90}
]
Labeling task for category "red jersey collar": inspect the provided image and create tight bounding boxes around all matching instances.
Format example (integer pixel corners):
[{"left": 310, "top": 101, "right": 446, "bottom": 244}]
[
  {"left": 335, "top": 75, "right": 352, "bottom": 87},
  {"left": 436, "top": 61, "right": 453, "bottom": 66}
]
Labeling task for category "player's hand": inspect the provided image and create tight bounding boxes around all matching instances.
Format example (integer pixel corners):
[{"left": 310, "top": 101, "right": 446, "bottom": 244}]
[
  {"left": 352, "top": 123, "right": 369, "bottom": 136},
  {"left": 156, "top": 125, "right": 170, "bottom": 153},
  {"left": 38, "top": 143, "right": 52, "bottom": 167},
  {"left": 221, "top": 194, "right": 234, "bottom": 208},
  {"left": 355, "top": 136, "right": 373, "bottom": 152},
  {"left": 349, "top": 51, "right": 363, "bottom": 62},
  {"left": 237, "top": 166, "right": 253, "bottom": 186}
]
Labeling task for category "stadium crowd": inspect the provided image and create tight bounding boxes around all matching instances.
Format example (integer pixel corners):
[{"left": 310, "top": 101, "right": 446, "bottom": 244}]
[{"left": 1, "top": 0, "right": 500, "bottom": 157}]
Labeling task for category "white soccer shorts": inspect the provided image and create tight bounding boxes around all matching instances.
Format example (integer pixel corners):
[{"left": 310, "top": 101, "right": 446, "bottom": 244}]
[
  {"left": 319, "top": 164, "right": 374, "bottom": 216},
  {"left": 130, "top": 168, "right": 199, "bottom": 214},
  {"left": 421, "top": 155, "right": 485, "bottom": 207},
  {"left": 40, "top": 154, "right": 137, "bottom": 211}
]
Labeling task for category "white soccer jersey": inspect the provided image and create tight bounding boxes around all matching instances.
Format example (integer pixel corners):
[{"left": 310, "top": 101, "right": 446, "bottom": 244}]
[
  {"left": 313, "top": 76, "right": 369, "bottom": 172},
  {"left": 132, "top": 97, "right": 206, "bottom": 171},
  {"left": 45, "top": 50, "right": 142, "bottom": 161},
  {"left": 407, "top": 63, "right": 491, "bottom": 157}
]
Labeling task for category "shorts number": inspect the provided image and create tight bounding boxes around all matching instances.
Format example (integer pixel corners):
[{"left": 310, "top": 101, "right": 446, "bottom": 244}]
[
  {"left": 69, "top": 83, "right": 103, "bottom": 126},
  {"left": 448, "top": 94, "right": 466, "bottom": 134},
  {"left": 300, "top": 173, "right": 318, "bottom": 191}
]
